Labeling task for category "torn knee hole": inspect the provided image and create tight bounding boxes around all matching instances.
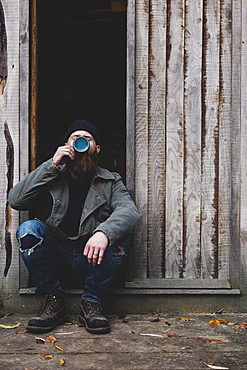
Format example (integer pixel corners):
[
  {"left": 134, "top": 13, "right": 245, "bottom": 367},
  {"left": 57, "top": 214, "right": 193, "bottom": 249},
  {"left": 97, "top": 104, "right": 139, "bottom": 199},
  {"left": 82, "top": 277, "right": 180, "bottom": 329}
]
[
  {"left": 113, "top": 246, "right": 127, "bottom": 257},
  {"left": 18, "top": 233, "right": 42, "bottom": 251}
]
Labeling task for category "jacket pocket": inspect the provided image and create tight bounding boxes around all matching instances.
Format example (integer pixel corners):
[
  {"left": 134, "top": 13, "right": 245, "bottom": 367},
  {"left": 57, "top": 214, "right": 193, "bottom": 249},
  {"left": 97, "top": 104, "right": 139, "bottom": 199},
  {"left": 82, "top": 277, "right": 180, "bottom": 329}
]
[{"left": 95, "top": 203, "right": 112, "bottom": 222}]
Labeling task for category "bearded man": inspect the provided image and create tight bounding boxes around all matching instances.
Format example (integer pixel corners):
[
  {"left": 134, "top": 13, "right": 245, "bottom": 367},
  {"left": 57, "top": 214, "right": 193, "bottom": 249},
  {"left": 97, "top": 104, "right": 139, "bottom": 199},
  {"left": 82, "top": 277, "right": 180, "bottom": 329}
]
[{"left": 8, "top": 120, "right": 140, "bottom": 334}]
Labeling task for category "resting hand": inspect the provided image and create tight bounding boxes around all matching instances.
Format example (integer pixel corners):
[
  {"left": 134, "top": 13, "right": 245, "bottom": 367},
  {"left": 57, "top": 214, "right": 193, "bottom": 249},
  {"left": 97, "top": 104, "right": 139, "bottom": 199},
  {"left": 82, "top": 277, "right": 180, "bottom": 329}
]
[
  {"left": 52, "top": 144, "right": 75, "bottom": 166},
  {"left": 83, "top": 231, "right": 109, "bottom": 265}
]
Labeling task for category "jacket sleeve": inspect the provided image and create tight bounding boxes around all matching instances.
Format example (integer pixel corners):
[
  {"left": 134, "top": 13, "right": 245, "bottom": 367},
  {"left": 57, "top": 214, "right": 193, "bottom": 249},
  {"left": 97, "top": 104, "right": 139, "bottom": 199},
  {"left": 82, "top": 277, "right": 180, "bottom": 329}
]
[
  {"left": 8, "top": 158, "right": 64, "bottom": 211},
  {"left": 94, "top": 174, "right": 140, "bottom": 245}
]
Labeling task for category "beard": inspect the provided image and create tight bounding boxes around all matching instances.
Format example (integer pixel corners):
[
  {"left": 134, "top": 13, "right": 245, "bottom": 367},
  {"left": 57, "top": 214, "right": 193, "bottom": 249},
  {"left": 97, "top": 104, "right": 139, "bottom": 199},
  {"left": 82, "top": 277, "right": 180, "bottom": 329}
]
[{"left": 68, "top": 148, "right": 99, "bottom": 179}]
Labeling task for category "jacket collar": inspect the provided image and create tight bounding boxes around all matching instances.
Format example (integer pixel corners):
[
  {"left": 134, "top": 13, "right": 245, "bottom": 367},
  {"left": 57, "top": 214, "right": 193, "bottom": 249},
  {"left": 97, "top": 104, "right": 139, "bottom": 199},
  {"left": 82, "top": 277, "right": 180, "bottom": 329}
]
[{"left": 93, "top": 166, "right": 115, "bottom": 181}]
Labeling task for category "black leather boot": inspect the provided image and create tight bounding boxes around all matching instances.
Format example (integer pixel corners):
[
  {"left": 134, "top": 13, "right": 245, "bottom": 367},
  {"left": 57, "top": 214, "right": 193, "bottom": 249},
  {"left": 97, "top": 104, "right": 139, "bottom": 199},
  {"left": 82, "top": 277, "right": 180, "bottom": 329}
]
[
  {"left": 79, "top": 299, "right": 110, "bottom": 334},
  {"left": 27, "top": 291, "right": 67, "bottom": 333}
]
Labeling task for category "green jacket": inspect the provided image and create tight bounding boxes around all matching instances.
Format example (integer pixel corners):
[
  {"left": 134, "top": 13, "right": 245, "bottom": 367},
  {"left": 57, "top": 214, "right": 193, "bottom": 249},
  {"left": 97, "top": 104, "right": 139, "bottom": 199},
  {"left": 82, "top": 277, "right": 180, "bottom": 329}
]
[{"left": 8, "top": 159, "right": 140, "bottom": 245}]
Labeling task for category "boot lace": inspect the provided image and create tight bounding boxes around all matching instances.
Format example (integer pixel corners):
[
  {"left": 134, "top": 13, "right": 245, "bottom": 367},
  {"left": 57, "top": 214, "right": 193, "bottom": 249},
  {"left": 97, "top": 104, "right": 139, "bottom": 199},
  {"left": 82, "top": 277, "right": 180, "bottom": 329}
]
[
  {"left": 83, "top": 301, "right": 102, "bottom": 315},
  {"left": 37, "top": 293, "right": 59, "bottom": 316}
]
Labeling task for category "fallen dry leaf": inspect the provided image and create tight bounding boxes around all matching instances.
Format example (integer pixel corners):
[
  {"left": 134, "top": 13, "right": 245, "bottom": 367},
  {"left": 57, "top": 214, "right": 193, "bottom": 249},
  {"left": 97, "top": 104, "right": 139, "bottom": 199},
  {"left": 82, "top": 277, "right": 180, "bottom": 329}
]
[
  {"left": 122, "top": 319, "right": 129, "bottom": 323},
  {"left": 179, "top": 317, "right": 194, "bottom": 321},
  {"left": 217, "top": 318, "right": 227, "bottom": 324},
  {"left": 209, "top": 339, "right": 224, "bottom": 344},
  {"left": 59, "top": 359, "right": 65, "bottom": 366},
  {"left": 35, "top": 337, "right": 46, "bottom": 344},
  {"left": 46, "top": 335, "right": 57, "bottom": 343},
  {"left": 40, "top": 354, "right": 52, "bottom": 361},
  {"left": 204, "top": 363, "right": 229, "bottom": 369},
  {"left": 196, "top": 337, "right": 207, "bottom": 343},
  {"left": 227, "top": 322, "right": 237, "bottom": 326},
  {"left": 209, "top": 318, "right": 228, "bottom": 326},
  {"left": 0, "top": 323, "right": 20, "bottom": 329},
  {"left": 168, "top": 332, "right": 181, "bottom": 338},
  {"left": 150, "top": 317, "right": 160, "bottom": 322},
  {"left": 54, "top": 344, "right": 64, "bottom": 351},
  {"left": 239, "top": 323, "right": 247, "bottom": 329},
  {"left": 65, "top": 322, "right": 73, "bottom": 325},
  {"left": 208, "top": 319, "right": 221, "bottom": 326},
  {"left": 15, "top": 330, "right": 28, "bottom": 334}
]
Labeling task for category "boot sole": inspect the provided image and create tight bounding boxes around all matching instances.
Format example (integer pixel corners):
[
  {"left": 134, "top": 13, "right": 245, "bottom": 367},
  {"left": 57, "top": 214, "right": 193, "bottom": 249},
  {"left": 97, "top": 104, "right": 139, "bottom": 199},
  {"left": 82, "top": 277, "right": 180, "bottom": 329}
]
[
  {"left": 27, "top": 316, "right": 68, "bottom": 334},
  {"left": 79, "top": 315, "right": 110, "bottom": 334}
]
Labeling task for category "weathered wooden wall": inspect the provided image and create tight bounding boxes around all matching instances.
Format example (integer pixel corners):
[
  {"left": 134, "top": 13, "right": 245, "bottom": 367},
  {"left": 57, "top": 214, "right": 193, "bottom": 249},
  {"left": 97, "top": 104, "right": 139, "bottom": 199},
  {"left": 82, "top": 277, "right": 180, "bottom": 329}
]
[
  {"left": 240, "top": 0, "right": 247, "bottom": 294},
  {"left": 0, "top": 0, "right": 29, "bottom": 306},
  {"left": 126, "top": 0, "right": 242, "bottom": 292},
  {"left": 1, "top": 0, "right": 247, "bottom": 312},
  {"left": 0, "top": 0, "right": 20, "bottom": 301}
]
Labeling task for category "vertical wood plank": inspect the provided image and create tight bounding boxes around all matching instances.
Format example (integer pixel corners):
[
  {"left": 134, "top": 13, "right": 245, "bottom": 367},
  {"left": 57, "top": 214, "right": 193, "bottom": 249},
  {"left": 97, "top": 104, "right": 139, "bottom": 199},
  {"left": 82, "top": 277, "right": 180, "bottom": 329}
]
[
  {"left": 126, "top": 0, "right": 135, "bottom": 196},
  {"left": 147, "top": 0, "right": 167, "bottom": 278},
  {"left": 0, "top": 0, "right": 20, "bottom": 294},
  {"left": 183, "top": 0, "right": 203, "bottom": 278},
  {"left": 218, "top": 0, "right": 232, "bottom": 280},
  {"left": 200, "top": 0, "right": 220, "bottom": 278},
  {"left": 126, "top": 0, "right": 135, "bottom": 282},
  {"left": 240, "top": 0, "right": 247, "bottom": 292},
  {"left": 230, "top": 1, "right": 241, "bottom": 288},
  {"left": 133, "top": 0, "right": 149, "bottom": 279},
  {"left": 19, "top": 0, "right": 30, "bottom": 288},
  {"left": 230, "top": 0, "right": 241, "bottom": 286},
  {"left": 230, "top": 0, "right": 241, "bottom": 287},
  {"left": 30, "top": 0, "right": 37, "bottom": 171},
  {"left": 165, "top": 0, "right": 185, "bottom": 278}
]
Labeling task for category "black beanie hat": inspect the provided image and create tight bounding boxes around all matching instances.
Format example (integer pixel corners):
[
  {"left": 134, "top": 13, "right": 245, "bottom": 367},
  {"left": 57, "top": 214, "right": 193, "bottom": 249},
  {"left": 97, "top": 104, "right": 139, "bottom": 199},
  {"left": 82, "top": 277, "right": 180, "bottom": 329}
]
[{"left": 64, "top": 120, "right": 100, "bottom": 144}]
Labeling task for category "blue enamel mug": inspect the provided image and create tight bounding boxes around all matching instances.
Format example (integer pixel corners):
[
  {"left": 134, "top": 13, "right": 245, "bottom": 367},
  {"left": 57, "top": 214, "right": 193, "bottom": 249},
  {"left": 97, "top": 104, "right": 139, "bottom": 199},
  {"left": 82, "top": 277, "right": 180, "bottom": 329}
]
[{"left": 73, "top": 136, "right": 90, "bottom": 153}]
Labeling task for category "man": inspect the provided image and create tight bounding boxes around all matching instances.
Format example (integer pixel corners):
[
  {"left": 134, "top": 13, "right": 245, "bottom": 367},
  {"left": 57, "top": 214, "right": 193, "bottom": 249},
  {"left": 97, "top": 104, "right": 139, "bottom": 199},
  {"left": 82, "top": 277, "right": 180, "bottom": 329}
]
[{"left": 8, "top": 120, "right": 140, "bottom": 334}]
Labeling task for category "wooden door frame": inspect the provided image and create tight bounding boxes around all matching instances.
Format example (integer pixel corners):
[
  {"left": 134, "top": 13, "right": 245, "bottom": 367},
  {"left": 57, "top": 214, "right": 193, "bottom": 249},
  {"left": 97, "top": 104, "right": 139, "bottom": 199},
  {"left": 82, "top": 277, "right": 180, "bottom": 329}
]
[
  {"left": 30, "top": 0, "right": 37, "bottom": 171},
  {"left": 126, "top": 0, "right": 135, "bottom": 197}
]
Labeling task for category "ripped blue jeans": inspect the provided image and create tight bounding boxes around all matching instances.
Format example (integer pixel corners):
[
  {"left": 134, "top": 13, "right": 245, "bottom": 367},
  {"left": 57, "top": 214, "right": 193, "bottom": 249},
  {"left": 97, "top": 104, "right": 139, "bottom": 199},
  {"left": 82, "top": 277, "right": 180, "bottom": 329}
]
[{"left": 17, "top": 220, "right": 132, "bottom": 304}]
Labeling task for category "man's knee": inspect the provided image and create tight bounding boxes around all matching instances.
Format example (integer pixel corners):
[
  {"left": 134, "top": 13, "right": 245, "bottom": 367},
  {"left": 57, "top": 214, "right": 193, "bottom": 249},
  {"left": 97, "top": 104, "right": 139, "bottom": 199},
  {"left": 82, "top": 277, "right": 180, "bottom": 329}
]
[
  {"left": 17, "top": 220, "right": 43, "bottom": 253},
  {"left": 108, "top": 235, "right": 133, "bottom": 272}
]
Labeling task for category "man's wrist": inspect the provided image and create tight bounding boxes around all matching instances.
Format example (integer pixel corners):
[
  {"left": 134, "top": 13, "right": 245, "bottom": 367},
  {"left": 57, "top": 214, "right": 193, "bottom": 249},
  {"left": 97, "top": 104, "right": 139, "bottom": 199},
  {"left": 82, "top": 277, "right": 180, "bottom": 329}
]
[{"left": 94, "top": 230, "right": 109, "bottom": 244}]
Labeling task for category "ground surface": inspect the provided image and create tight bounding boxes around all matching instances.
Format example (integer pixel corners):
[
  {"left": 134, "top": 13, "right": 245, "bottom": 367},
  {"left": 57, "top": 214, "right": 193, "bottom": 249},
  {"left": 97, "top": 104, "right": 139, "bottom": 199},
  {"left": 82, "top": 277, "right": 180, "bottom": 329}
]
[{"left": 0, "top": 312, "right": 246, "bottom": 369}]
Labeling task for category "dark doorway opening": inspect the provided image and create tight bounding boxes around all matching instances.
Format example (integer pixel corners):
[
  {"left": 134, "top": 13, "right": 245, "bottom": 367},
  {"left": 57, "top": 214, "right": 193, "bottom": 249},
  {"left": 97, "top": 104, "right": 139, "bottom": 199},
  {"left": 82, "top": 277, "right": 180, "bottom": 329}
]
[{"left": 36, "top": 0, "right": 127, "bottom": 180}]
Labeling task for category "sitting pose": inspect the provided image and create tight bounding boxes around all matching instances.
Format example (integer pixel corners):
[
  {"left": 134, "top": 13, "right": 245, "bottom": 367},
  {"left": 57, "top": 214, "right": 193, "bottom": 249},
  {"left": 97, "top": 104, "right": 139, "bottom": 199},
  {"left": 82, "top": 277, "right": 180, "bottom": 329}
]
[{"left": 8, "top": 120, "right": 139, "bottom": 334}]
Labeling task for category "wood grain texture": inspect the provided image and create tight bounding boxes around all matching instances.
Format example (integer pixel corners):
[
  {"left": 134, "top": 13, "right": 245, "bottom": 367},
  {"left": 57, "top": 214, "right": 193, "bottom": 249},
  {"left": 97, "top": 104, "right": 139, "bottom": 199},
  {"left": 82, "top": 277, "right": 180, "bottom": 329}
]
[
  {"left": 229, "top": 0, "right": 241, "bottom": 289},
  {"left": 19, "top": 0, "right": 30, "bottom": 288},
  {"left": 239, "top": 0, "right": 247, "bottom": 292},
  {"left": 30, "top": 0, "right": 37, "bottom": 171},
  {"left": 0, "top": 0, "right": 20, "bottom": 294},
  {"left": 165, "top": 0, "right": 185, "bottom": 278},
  {"left": 126, "top": 0, "right": 135, "bottom": 197},
  {"left": 130, "top": 0, "right": 234, "bottom": 287},
  {"left": 0, "top": 0, "right": 240, "bottom": 295},
  {"left": 133, "top": 0, "right": 149, "bottom": 279},
  {"left": 200, "top": 0, "right": 220, "bottom": 278},
  {"left": 183, "top": 0, "right": 203, "bottom": 278},
  {"left": 217, "top": 0, "right": 232, "bottom": 280},
  {"left": 147, "top": 0, "right": 166, "bottom": 278},
  {"left": 126, "top": 0, "right": 135, "bottom": 282}
]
